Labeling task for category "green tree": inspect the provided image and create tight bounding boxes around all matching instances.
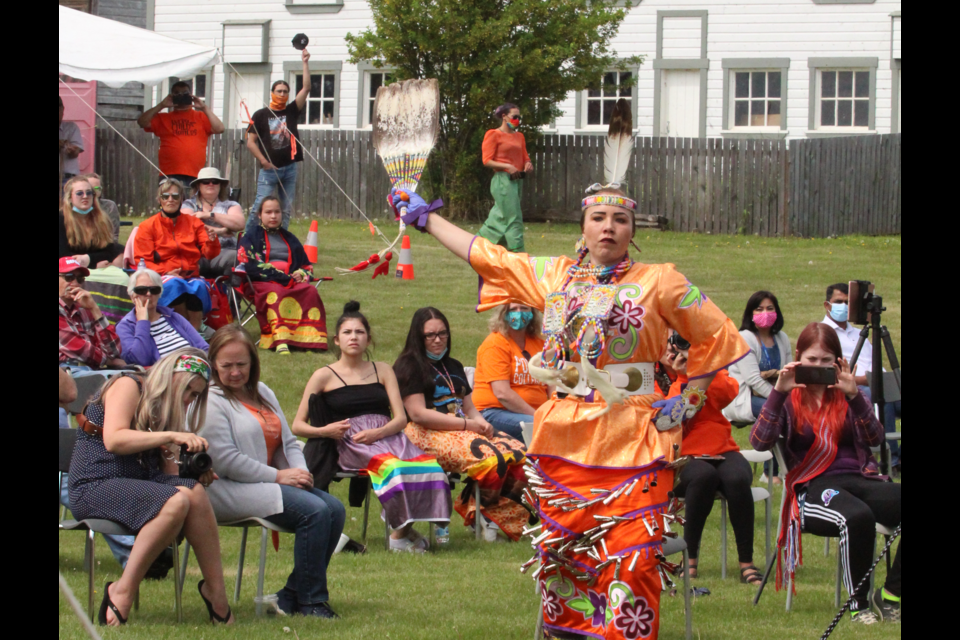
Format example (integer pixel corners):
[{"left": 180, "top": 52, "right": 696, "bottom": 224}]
[{"left": 346, "top": 0, "right": 639, "bottom": 218}]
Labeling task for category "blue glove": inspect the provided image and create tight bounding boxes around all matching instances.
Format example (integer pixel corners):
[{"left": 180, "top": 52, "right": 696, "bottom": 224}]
[
  {"left": 389, "top": 188, "right": 444, "bottom": 232},
  {"left": 652, "top": 396, "right": 687, "bottom": 432}
]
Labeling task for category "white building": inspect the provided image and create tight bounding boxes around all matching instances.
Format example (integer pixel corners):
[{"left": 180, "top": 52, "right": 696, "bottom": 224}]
[{"left": 149, "top": 0, "right": 901, "bottom": 139}]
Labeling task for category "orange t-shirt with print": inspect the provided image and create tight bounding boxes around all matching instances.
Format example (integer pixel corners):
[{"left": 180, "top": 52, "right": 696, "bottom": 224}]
[
  {"left": 473, "top": 332, "right": 548, "bottom": 412},
  {"left": 147, "top": 110, "right": 213, "bottom": 178},
  {"left": 482, "top": 129, "right": 531, "bottom": 173}
]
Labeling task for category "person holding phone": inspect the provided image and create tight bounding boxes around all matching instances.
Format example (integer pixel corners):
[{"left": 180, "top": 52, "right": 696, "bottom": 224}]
[
  {"left": 138, "top": 82, "right": 226, "bottom": 186},
  {"left": 134, "top": 179, "right": 221, "bottom": 333},
  {"left": 750, "top": 322, "right": 901, "bottom": 626},
  {"left": 668, "top": 338, "right": 762, "bottom": 586}
]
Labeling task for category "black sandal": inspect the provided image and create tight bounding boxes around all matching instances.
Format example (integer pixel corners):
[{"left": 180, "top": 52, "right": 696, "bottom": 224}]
[
  {"left": 97, "top": 582, "right": 128, "bottom": 626},
  {"left": 740, "top": 565, "right": 763, "bottom": 586},
  {"left": 198, "top": 580, "right": 232, "bottom": 624}
]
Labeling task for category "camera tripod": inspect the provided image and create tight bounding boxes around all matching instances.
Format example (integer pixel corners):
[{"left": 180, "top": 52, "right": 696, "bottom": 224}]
[{"left": 848, "top": 290, "right": 902, "bottom": 478}]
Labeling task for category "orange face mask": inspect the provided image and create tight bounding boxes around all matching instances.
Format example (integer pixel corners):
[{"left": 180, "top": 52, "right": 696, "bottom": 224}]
[{"left": 270, "top": 92, "right": 288, "bottom": 112}]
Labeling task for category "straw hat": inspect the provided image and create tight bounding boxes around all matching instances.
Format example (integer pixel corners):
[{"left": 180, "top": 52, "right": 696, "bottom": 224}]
[{"left": 190, "top": 168, "right": 229, "bottom": 188}]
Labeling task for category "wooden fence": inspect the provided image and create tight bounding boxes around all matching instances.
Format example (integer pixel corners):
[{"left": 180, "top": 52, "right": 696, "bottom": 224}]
[{"left": 95, "top": 128, "right": 900, "bottom": 238}]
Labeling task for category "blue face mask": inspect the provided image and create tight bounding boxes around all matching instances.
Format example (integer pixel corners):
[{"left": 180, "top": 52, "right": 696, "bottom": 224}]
[
  {"left": 426, "top": 348, "right": 448, "bottom": 362},
  {"left": 507, "top": 311, "right": 534, "bottom": 331},
  {"left": 72, "top": 205, "right": 94, "bottom": 216},
  {"left": 829, "top": 303, "right": 849, "bottom": 323}
]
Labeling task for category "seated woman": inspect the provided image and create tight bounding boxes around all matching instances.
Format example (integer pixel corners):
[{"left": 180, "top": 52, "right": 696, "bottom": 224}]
[
  {"left": 237, "top": 197, "right": 328, "bottom": 355},
  {"left": 182, "top": 169, "right": 245, "bottom": 278},
  {"left": 394, "top": 307, "right": 533, "bottom": 543},
  {"left": 134, "top": 178, "right": 221, "bottom": 332},
  {"left": 59, "top": 176, "right": 124, "bottom": 269},
  {"left": 472, "top": 304, "right": 548, "bottom": 444},
  {"left": 117, "top": 267, "right": 209, "bottom": 367},
  {"left": 668, "top": 339, "right": 762, "bottom": 586},
  {"left": 203, "top": 326, "right": 344, "bottom": 619},
  {"left": 751, "top": 323, "right": 901, "bottom": 626},
  {"left": 293, "top": 302, "right": 452, "bottom": 553},
  {"left": 67, "top": 348, "right": 234, "bottom": 627}
]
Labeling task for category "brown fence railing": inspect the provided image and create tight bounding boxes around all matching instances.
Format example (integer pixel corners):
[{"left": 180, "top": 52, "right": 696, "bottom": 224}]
[{"left": 95, "top": 128, "right": 900, "bottom": 238}]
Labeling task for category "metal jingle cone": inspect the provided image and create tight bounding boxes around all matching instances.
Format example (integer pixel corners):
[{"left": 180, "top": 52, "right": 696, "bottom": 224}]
[
  {"left": 601, "top": 539, "right": 610, "bottom": 559},
  {"left": 625, "top": 479, "right": 639, "bottom": 497},
  {"left": 615, "top": 558, "right": 623, "bottom": 581},
  {"left": 629, "top": 550, "right": 640, "bottom": 572},
  {"left": 643, "top": 478, "right": 650, "bottom": 494},
  {"left": 651, "top": 473, "right": 659, "bottom": 488}
]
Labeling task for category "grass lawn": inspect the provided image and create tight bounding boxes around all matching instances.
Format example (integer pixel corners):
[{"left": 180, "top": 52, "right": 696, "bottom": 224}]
[{"left": 60, "top": 221, "right": 901, "bottom": 639}]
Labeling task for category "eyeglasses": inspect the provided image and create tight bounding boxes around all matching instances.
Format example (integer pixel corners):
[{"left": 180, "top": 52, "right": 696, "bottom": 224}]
[
  {"left": 74, "top": 190, "right": 95, "bottom": 198},
  {"left": 160, "top": 193, "right": 181, "bottom": 201},
  {"left": 424, "top": 331, "right": 450, "bottom": 342},
  {"left": 274, "top": 89, "right": 290, "bottom": 95},
  {"left": 133, "top": 286, "right": 162, "bottom": 296},
  {"left": 198, "top": 181, "right": 220, "bottom": 187},
  {"left": 60, "top": 274, "right": 86, "bottom": 285}
]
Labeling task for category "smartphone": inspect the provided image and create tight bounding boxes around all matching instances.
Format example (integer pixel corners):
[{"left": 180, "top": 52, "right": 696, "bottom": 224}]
[{"left": 794, "top": 366, "right": 838, "bottom": 386}]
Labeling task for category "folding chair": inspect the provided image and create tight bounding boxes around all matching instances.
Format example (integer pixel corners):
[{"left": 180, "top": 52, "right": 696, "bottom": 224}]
[{"left": 58, "top": 429, "right": 183, "bottom": 623}]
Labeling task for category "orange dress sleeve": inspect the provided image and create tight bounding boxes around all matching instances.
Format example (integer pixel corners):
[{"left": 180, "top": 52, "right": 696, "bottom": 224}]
[
  {"left": 468, "top": 236, "right": 572, "bottom": 313},
  {"left": 656, "top": 264, "right": 750, "bottom": 380}
]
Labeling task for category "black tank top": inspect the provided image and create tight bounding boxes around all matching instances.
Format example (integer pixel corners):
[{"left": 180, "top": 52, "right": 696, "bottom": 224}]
[{"left": 321, "top": 365, "right": 392, "bottom": 422}]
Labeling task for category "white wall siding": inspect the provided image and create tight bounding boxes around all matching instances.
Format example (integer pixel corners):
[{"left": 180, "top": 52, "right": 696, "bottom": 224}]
[{"left": 152, "top": 0, "right": 901, "bottom": 139}]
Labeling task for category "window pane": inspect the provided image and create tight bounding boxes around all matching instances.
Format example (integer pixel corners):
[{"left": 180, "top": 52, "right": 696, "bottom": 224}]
[
  {"left": 619, "top": 72, "right": 632, "bottom": 97},
  {"left": 370, "top": 73, "right": 384, "bottom": 98},
  {"left": 735, "top": 101, "right": 749, "bottom": 127},
  {"left": 838, "top": 71, "right": 853, "bottom": 98},
  {"left": 323, "top": 100, "right": 335, "bottom": 125},
  {"left": 855, "top": 71, "right": 870, "bottom": 98},
  {"left": 837, "top": 100, "right": 853, "bottom": 126},
  {"left": 854, "top": 100, "right": 869, "bottom": 127},
  {"left": 295, "top": 75, "right": 304, "bottom": 94},
  {"left": 603, "top": 99, "right": 615, "bottom": 125},
  {"left": 603, "top": 72, "right": 618, "bottom": 97},
  {"left": 308, "top": 102, "right": 321, "bottom": 125},
  {"left": 588, "top": 86, "right": 601, "bottom": 98},
  {"left": 821, "top": 100, "right": 836, "bottom": 127},
  {"left": 768, "top": 72, "right": 781, "bottom": 99},
  {"left": 368, "top": 101, "right": 375, "bottom": 126},
  {"left": 324, "top": 75, "right": 335, "bottom": 99},
  {"left": 821, "top": 72, "right": 836, "bottom": 98},
  {"left": 752, "top": 72, "right": 767, "bottom": 99},
  {"left": 751, "top": 100, "right": 766, "bottom": 127},
  {"left": 310, "top": 75, "right": 323, "bottom": 97},
  {"left": 768, "top": 100, "right": 781, "bottom": 127},
  {"left": 735, "top": 73, "right": 750, "bottom": 99},
  {"left": 587, "top": 100, "right": 601, "bottom": 125},
  {"left": 194, "top": 75, "right": 206, "bottom": 99}
]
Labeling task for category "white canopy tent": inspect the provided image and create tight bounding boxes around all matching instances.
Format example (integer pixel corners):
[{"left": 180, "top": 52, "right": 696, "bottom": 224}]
[{"left": 58, "top": 6, "right": 220, "bottom": 88}]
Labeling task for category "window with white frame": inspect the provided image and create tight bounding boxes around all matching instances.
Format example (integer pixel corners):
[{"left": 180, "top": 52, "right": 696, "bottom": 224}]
[
  {"left": 293, "top": 72, "right": 337, "bottom": 127},
  {"left": 362, "top": 71, "right": 395, "bottom": 128},
  {"left": 818, "top": 70, "right": 870, "bottom": 129},
  {"left": 584, "top": 71, "right": 633, "bottom": 128},
  {"left": 732, "top": 70, "right": 781, "bottom": 129}
]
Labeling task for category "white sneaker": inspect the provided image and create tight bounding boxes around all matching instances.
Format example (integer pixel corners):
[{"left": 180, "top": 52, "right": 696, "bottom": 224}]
[
  {"left": 851, "top": 611, "right": 880, "bottom": 626},
  {"left": 759, "top": 474, "right": 769, "bottom": 485},
  {"left": 484, "top": 522, "right": 502, "bottom": 543}
]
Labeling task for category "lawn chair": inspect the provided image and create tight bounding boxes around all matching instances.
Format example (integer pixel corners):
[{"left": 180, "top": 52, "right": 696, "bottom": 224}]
[{"left": 58, "top": 428, "right": 183, "bottom": 623}]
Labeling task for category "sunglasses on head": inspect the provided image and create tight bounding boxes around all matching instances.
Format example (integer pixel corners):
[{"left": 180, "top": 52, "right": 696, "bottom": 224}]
[
  {"left": 160, "top": 193, "right": 181, "bottom": 201},
  {"left": 60, "top": 273, "right": 86, "bottom": 285},
  {"left": 133, "top": 286, "right": 162, "bottom": 296},
  {"left": 74, "top": 190, "right": 95, "bottom": 198}
]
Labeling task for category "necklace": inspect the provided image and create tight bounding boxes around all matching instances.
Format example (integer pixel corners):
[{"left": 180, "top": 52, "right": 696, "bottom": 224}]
[{"left": 431, "top": 362, "right": 466, "bottom": 418}]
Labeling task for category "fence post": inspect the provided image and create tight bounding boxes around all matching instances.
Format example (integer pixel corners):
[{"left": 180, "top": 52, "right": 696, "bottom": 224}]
[{"left": 781, "top": 139, "right": 790, "bottom": 237}]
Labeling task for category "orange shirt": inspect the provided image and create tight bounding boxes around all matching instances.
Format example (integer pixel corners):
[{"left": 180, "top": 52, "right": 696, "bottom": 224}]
[
  {"left": 147, "top": 110, "right": 213, "bottom": 178},
  {"left": 133, "top": 212, "right": 221, "bottom": 276},
  {"left": 473, "top": 332, "right": 548, "bottom": 412},
  {"left": 670, "top": 371, "right": 741, "bottom": 458},
  {"left": 482, "top": 129, "right": 531, "bottom": 173},
  {"left": 243, "top": 402, "right": 283, "bottom": 465}
]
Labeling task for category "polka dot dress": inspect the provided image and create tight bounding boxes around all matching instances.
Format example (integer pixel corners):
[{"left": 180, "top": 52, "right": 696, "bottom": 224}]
[{"left": 68, "top": 373, "right": 197, "bottom": 533}]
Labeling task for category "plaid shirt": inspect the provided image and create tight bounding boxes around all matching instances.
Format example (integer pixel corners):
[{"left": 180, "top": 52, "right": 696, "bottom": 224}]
[{"left": 58, "top": 299, "right": 122, "bottom": 368}]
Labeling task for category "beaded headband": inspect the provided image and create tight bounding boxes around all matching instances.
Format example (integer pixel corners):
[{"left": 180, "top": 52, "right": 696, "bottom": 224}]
[
  {"left": 581, "top": 194, "right": 638, "bottom": 211},
  {"left": 174, "top": 355, "right": 211, "bottom": 381}
]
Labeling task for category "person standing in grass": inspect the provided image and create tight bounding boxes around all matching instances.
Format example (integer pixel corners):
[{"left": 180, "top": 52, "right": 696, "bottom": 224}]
[
  {"left": 293, "top": 302, "right": 452, "bottom": 553},
  {"left": 479, "top": 103, "right": 534, "bottom": 253}
]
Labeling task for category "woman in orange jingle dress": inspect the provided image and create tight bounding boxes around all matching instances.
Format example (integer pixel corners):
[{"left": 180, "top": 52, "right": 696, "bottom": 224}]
[{"left": 388, "top": 100, "right": 748, "bottom": 640}]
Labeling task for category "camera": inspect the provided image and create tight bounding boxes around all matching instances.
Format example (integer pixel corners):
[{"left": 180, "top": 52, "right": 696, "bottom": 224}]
[
  {"left": 668, "top": 333, "right": 691, "bottom": 353},
  {"left": 292, "top": 34, "right": 310, "bottom": 51},
  {"left": 171, "top": 93, "right": 193, "bottom": 107},
  {"left": 510, "top": 172, "right": 527, "bottom": 182},
  {"left": 179, "top": 447, "right": 213, "bottom": 481},
  {"left": 794, "top": 366, "right": 838, "bottom": 386},
  {"left": 847, "top": 280, "right": 876, "bottom": 325}
]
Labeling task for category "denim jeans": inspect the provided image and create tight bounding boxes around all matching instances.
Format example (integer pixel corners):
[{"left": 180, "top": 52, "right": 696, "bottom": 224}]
[
  {"left": 859, "top": 386, "right": 901, "bottom": 466},
  {"left": 265, "top": 485, "right": 346, "bottom": 606},
  {"left": 481, "top": 408, "right": 531, "bottom": 444},
  {"left": 246, "top": 163, "right": 299, "bottom": 234}
]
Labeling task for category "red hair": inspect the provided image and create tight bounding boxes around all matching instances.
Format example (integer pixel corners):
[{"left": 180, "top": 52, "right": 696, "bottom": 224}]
[{"left": 791, "top": 323, "right": 847, "bottom": 435}]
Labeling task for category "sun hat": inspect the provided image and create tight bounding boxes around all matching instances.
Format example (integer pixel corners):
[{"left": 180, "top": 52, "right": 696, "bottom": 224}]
[
  {"left": 59, "top": 256, "right": 91, "bottom": 278},
  {"left": 190, "top": 168, "right": 230, "bottom": 188}
]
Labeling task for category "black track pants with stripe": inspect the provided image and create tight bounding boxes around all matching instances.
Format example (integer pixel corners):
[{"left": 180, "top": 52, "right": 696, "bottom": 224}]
[{"left": 803, "top": 474, "right": 901, "bottom": 611}]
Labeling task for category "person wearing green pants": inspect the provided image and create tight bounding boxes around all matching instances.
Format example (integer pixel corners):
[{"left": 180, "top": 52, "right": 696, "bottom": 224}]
[{"left": 480, "top": 104, "right": 533, "bottom": 253}]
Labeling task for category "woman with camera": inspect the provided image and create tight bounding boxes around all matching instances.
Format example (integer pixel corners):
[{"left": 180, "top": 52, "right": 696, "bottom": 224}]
[
  {"left": 667, "top": 335, "right": 762, "bottom": 585},
  {"left": 203, "top": 325, "right": 345, "bottom": 619},
  {"left": 478, "top": 103, "right": 534, "bottom": 253},
  {"left": 751, "top": 323, "right": 901, "bottom": 625},
  {"left": 293, "top": 303, "right": 451, "bottom": 554},
  {"left": 67, "top": 348, "right": 234, "bottom": 627}
]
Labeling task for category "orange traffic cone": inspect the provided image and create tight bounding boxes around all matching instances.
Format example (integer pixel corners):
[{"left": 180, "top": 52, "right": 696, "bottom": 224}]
[
  {"left": 395, "top": 235, "right": 415, "bottom": 280},
  {"left": 304, "top": 220, "right": 319, "bottom": 264}
]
